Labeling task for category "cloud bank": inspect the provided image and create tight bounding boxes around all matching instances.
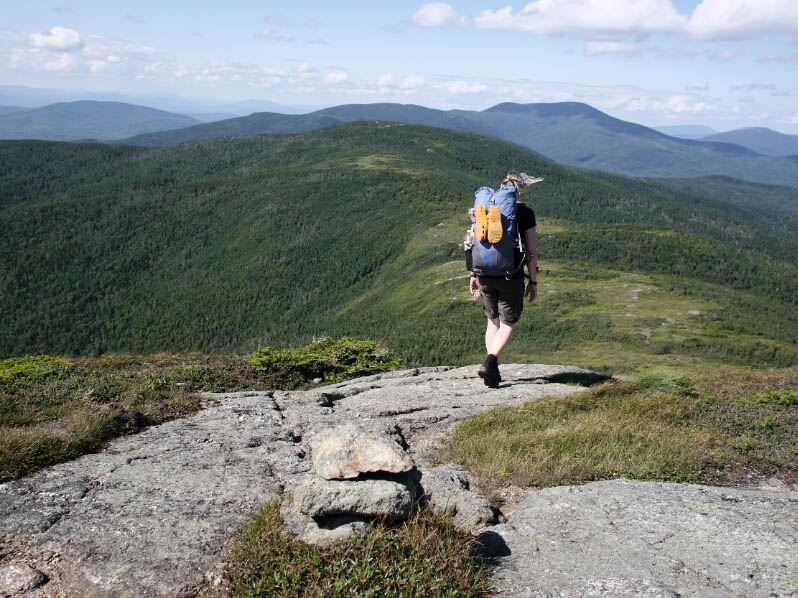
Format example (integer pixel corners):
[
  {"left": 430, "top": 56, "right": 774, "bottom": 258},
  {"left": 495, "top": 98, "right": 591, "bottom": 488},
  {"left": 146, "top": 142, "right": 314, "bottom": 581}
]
[{"left": 412, "top": 0, "right": 798, "bottom": 41}]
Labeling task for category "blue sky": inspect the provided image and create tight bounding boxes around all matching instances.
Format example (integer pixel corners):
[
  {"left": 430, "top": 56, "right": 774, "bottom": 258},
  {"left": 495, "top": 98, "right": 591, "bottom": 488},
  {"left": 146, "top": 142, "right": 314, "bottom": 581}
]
[{"left": 2, "top": 1, "right": 797, "bottom": 132}]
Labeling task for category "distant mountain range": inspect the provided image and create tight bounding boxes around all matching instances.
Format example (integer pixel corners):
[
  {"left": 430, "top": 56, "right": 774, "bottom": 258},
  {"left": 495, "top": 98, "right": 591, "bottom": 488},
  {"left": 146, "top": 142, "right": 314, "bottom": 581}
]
[
  {"left": 698, "top": 127, "right": 798, "bottom": 157},
  {"left": 119, "top": 101, "right": 798, "bottom": 189},
  {"left": 0, "top": 101, "right": 201, "bottom": 141},
  {"left": 3, "top": 98, "right": 798, "bottom": 188},
  {"left": 0, "top": 84, "right": 321, "bottom": 116}
]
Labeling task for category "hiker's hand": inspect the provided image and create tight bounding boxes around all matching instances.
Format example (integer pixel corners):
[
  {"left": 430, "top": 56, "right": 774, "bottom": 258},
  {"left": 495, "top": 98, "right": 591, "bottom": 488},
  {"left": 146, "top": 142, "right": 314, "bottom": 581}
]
[
  {"left": 470, "top": 277, "right": 480, "bottom": 298},
  {"left": 525, "top": 282, "right": 537, "bottom": 303}
]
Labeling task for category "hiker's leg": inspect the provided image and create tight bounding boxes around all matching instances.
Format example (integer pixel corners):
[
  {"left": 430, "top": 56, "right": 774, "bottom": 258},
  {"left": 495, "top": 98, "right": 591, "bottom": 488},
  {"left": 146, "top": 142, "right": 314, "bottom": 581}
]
[
  {"left": 488, "top": 320, "right": 515, "bottom": 357},
  {"left": 484, "top": 317, "right": 500, "bottom": 354}
]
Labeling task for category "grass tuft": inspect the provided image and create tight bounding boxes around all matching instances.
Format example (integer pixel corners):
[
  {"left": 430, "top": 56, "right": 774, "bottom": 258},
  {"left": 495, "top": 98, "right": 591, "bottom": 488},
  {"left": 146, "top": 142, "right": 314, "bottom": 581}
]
[
  {"left": 224, "top": 500, "right": 491, "bottom": 598},
  {"left": 440, "top": 367, "right": 798, "bottom": 490}
]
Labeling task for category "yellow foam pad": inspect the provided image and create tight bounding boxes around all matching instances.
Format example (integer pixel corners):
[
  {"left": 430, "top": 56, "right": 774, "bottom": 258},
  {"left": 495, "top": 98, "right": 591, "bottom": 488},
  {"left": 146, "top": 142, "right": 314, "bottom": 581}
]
[
  {"left": 487, "top": 205, "right": 503, "bottom": 243},
  {"left": 475, "top": 204, "right": 488, "bottom": 241}
]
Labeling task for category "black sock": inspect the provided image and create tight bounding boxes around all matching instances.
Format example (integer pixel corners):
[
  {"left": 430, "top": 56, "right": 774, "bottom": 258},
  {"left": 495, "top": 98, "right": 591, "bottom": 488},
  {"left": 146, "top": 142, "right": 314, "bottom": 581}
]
[{"left": 486, "top": 353, "right": 498, "bottom": 366}]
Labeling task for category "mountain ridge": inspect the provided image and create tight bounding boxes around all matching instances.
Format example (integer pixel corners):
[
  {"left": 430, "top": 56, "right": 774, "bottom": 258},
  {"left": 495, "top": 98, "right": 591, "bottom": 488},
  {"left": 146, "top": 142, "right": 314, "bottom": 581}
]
[
  {"left": 700, "top": 126, "right": 798, "bottom": 156},
  {"left": 0, "top": 100, "right": 201, "bottom": 141},
  {"left": 117, "top": 101, "right": 797, "bottom": 189}
]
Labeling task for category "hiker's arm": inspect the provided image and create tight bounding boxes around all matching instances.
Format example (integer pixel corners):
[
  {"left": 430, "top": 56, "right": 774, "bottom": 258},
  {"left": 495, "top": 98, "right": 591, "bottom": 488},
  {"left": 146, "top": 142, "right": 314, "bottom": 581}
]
[
  {"left": 470, "top": 275, "right": 480, "bottom": 298},
  {"left": 524, "top": 227, "right": 537, "bottom": 303},
  {"left": 465, "top": 245, "right": 480, "bottom": 297}
]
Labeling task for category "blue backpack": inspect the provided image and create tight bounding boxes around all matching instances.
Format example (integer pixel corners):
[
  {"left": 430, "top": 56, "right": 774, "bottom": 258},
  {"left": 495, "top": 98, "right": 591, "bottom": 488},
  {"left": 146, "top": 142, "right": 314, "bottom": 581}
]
[{"left": 470, "top": 185, "right": 522, "bottom": 278}]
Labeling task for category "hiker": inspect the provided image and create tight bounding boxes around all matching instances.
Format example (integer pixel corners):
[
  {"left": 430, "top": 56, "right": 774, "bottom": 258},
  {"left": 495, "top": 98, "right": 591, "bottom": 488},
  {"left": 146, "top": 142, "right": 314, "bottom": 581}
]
[{"left": 465, "top": 171, "right": 540, "bottom": 387}]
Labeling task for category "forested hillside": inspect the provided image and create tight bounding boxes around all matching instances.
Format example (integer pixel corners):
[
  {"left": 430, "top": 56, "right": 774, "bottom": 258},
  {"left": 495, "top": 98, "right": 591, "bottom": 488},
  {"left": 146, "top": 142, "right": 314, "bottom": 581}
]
[
  {"left": 653, "top": 175, "right": 798, "bottom": 223},
  {"left": 2, "top": 122, "right": 797, "bottom": 370},
  {"left": 120, "top": 101, "right": 798, "bottom": 189}
]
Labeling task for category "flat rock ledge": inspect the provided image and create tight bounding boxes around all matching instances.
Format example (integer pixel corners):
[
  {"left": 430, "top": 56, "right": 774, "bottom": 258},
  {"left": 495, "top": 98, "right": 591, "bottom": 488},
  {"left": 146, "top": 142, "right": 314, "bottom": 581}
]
[
  {"left": 486, "top": 479, "right": 798, "bottom": 597},
  {"left": 1, "top": 364, "right": 796, "bottom": 597}
]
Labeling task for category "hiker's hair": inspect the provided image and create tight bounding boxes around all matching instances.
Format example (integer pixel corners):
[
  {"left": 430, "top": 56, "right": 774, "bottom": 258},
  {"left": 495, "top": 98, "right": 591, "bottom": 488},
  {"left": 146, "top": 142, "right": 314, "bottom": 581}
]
[
  {"left": 502, "top": 171, "right": 544, "bottom": 191},
  {"left": 502, "top": 171, "right": 524, "bottom": 191}
]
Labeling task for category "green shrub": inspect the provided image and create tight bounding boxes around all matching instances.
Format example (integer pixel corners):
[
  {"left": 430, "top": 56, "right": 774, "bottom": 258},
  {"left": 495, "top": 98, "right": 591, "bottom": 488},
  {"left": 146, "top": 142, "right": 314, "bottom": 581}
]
[
  {"left": 0, "top": 355, "right": 71, "bottom": 382},
  {"left": 251, "top": 337, "right": 400, "bottom": 384},
  {"left": 225, "top": 500, "right": 490, "bottom": 598},
  {"left": 742, "top": 389, "right": 798, "bottom": 405}
]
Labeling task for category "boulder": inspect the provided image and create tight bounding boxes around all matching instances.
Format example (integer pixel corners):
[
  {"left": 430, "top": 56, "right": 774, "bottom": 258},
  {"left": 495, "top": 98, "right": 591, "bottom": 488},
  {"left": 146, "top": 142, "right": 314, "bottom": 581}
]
[
  {"left": 293, "top": 473, "right": 417, "bottom": 520},
  {"left": 311, "top": 423, "right": 414, "bottom": 480}
]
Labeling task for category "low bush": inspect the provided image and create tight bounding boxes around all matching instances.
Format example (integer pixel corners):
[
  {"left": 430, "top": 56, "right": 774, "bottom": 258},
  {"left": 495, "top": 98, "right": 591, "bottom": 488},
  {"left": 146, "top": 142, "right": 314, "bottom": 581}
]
[
  {"left": 251, "top": 337, "right": 400, "bottom": 384},
  {"left": 224, "top": 500, "right": 490, "bottom": 598}
]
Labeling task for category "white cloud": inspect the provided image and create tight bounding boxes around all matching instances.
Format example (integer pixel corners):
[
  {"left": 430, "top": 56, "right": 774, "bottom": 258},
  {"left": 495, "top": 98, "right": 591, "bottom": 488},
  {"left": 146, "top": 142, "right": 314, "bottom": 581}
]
[
  {"left": 472, "top": 0, "right": 686, "bottom": 37},
  {"left": 711, "top": 47, "right": 742, "bottom": 61},
  {"left": 625, "top": 94, "right": 717, "bottom": 114},
  {"left": 400, "top": 75, "right": 425, "bottom": 89},
  {"left": 30, "top": 26, "right": 82, "bottom": 51},
  {"left": 324, "top": 71, "right": 348, "bottom": 84},
  {"left": 686, "top": 82, "right": 709, "bottom": 91},
  {"left": 377, "top": 74, "right": 394, "bottom": 87},
  {"left": 687, "top": 0, "right": 798, "bottom": 40},
  {"left": 412, "top": 3, "right": 463, "bottom": 27},
  {"left": 44, "top": 52, "right": 77, "bottom": 71},
  {"left": 791, "top": 113, "right": 798, "bottom": 124},
  {"left": 89, "top": 54, "right": 122, "bottom": 72},
  {"left": 583, "top": 41, "right": 641, "bottom": 56},
  {"left": 9, "top": 27, "right": 161, "bottom": 78},
  {"left": 437, "top": 79, "right": 488, "bottom": 94},
  {"left": 411, "top": 0, "right": 798, "bottom": 41}
]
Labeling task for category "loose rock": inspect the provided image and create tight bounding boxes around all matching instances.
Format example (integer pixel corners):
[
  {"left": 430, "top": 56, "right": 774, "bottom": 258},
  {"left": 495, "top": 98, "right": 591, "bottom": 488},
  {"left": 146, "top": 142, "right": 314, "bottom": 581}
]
[
  {"left": 311, "top": 423, "right": 414, "bottom": 480},
  {"left": 0, "top": 563, "right": 48, "bottom": 595},
  {"left": 293, "top": 473, "right": 417, "bottom": 520}
]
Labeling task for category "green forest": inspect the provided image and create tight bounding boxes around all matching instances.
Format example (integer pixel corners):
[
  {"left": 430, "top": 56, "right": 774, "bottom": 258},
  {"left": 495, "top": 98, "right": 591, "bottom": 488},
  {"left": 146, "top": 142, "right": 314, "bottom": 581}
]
[{"left": 2, "top": 122, "right": 797, "bottom": 371}]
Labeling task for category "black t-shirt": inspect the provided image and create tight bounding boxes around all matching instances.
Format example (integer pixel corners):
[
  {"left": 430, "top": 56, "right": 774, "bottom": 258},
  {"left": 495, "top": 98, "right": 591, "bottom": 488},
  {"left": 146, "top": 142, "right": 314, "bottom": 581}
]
[
  {"left": 516, "top": 202, "right": 537, "bottom": 235},
  {"left": 466, "top": 202, "right": 536, "bottom": 277}
]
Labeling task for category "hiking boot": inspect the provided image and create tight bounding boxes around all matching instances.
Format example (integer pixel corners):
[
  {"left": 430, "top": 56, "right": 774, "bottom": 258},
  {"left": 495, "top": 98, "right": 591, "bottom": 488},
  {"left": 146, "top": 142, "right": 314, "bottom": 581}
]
[
  {"left": 478, "top": 355, "right": 501, "bottom": 388},
  {"left": 475, "top": 204, "right": 488, "bottom": 241},
  {"left": 487, "top": 205, "right": 503, "bottom": 244}
]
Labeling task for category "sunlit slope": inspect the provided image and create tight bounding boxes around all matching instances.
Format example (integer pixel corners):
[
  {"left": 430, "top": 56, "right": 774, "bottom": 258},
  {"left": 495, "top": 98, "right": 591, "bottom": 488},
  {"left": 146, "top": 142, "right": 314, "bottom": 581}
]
[
  {"left": 322, "top": 216, "right": 798, "bottom": 371},
  {"left": 1, "top": 122, "right": 796, "bottom": 370}
]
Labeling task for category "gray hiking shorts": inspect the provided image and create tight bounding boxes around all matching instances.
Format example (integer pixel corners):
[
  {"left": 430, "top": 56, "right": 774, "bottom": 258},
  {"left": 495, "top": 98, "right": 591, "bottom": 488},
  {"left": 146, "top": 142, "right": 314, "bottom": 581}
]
[{"left": 477, "top": 276, "right": 525, "bottom": 325}]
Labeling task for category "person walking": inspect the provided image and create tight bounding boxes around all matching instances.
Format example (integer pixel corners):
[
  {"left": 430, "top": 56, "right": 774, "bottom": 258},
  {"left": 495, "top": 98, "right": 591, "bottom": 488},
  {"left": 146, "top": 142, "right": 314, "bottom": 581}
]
[{"left": 466, "top": 171, "right": 540, "bottom": 387}]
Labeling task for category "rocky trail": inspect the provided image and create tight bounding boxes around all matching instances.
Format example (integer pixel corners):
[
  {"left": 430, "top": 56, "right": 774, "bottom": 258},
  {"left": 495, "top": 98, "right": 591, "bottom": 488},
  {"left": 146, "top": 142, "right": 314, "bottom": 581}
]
[{"left": 1, "top": 365, "right": 796, "bottom": 597}]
